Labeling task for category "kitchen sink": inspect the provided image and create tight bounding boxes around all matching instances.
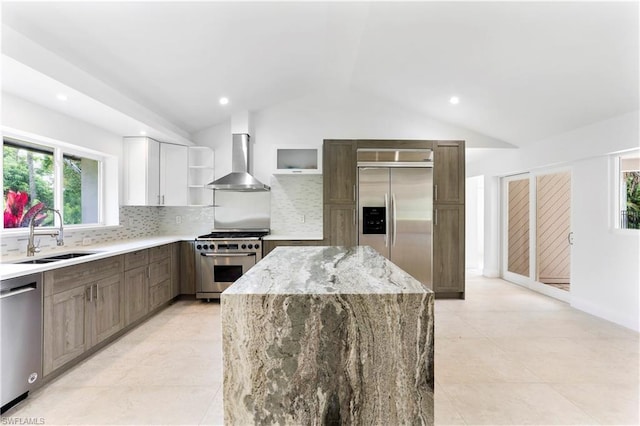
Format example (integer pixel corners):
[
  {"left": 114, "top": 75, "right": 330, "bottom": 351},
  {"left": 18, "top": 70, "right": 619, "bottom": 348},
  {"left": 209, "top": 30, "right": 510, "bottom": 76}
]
[
  {"left": 44, "top": 252, "right": 98, "bottom": 260},
  {"left": 15, "top": 258, "right": 58, "bottom": 264},
  {"left": 10, "top": 251, "right": 100, "bottom": 265}
]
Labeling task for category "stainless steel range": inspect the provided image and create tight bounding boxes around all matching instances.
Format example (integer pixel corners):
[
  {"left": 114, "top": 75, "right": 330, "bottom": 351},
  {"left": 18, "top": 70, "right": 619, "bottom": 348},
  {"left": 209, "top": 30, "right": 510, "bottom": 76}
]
[{"left": 195, "top": 230, "right": 269, "bottom": 300}]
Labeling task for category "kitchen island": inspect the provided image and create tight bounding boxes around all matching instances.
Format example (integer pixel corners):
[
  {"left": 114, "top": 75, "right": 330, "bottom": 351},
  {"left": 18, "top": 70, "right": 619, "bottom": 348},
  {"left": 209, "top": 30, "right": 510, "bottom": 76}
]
[{"left": 221, "top": 246, "right": 434, "bottom": 425}]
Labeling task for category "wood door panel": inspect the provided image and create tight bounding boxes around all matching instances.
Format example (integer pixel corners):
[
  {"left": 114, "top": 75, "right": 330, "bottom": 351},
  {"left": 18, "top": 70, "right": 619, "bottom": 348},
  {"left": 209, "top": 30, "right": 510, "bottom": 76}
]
[
  {"left": 44, "top": 286, "right": 88, "bottom": 375},
  {"left": 94, "top": 273, "right": 124, "bottom": 344},
  {"left": 433, "top": 141, "right": 465, "bottom": 204},
  {"left": 124, "top": 266, "right": 149, "bottom": 325},
  {"left": 433, "top": 205, "right": 465, "bottom": 294}
]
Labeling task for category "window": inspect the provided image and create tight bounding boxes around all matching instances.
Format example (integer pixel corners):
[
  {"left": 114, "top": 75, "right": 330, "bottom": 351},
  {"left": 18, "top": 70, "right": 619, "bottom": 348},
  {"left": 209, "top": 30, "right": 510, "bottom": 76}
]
[
  {"left": 3, "top": 137, "right": 104, "bottom": 229},
  {"left": 618, "top": 153, "right": 640, "bottom": 230}
]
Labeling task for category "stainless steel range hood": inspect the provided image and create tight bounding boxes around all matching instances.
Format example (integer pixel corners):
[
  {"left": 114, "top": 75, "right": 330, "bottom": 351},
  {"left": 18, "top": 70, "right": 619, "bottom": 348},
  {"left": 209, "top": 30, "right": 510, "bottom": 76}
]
[{"left": 207, "top": 133, "right": 270, "bottom": 191}]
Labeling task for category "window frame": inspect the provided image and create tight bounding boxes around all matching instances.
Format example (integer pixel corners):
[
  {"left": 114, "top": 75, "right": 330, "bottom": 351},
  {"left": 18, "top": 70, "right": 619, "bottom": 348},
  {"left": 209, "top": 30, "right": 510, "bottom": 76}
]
[
  {"left": 2, "top": 127, "right": 112, "bottom": 233},
  {"left": 612, "top": 149, "right": 640, "bottom": 232}
]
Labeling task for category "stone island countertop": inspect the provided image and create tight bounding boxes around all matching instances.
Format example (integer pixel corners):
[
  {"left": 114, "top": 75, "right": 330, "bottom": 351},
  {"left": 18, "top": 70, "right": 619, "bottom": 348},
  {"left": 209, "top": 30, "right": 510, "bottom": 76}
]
[{"left": 221, "top": 245, "right": 435, "bottom": 425}]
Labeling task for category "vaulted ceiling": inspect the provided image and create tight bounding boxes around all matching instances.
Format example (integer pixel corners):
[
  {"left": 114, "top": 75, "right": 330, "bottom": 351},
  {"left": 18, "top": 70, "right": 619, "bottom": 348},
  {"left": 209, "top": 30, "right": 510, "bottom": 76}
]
[{"left": 2, "top": 1, "right": 638, "bottom": 147}]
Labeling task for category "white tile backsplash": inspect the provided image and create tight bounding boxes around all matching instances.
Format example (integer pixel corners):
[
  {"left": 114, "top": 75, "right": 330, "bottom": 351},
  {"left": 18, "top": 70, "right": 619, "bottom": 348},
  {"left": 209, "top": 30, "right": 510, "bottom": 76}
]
[
  {"left": 1, "top": 178, "right": 321, "bottom": 257},
  {"left": 269, "top": 175, "right": 323, "bottom": 237}
]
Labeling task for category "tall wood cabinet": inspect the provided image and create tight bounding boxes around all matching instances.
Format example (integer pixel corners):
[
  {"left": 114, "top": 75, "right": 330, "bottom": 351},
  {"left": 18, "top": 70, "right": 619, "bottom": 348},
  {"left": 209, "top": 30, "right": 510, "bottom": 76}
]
[
  {"left": 433, "top": 141, "right": 466, "bottom": 298},
  {"left": 323, "top": 140, "right": 357, "bottom": 246}
]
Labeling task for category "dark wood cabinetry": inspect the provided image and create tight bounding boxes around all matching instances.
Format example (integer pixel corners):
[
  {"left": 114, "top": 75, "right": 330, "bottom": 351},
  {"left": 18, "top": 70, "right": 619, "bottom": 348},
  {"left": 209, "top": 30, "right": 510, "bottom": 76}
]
[
  {"left": 323, "top": 140, "right": 357, "bottom": 246},
  {"left": 433, "top": 141, "right": 465, "bottom": 298},
  {"left": 433, "top": 204, "right": 465, "bottom": 297},
  {"left": 434, "top": 141, "right": 465, "bottom": 204},
  {"left": 323, "top": 140, "right": 357, "bottom": 205}
]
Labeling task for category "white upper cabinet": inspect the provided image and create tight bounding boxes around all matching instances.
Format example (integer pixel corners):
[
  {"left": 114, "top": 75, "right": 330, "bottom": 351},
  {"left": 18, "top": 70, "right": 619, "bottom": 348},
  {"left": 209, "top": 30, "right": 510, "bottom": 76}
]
[
  {"left": 123, "top": 137, "right": 188, "bottom": 206},
  {"left": 159, "top": 143, "right": 188, "bottom": 206},
  {"left": 273, "top": 147, "right": 321, "bottom": 174}
]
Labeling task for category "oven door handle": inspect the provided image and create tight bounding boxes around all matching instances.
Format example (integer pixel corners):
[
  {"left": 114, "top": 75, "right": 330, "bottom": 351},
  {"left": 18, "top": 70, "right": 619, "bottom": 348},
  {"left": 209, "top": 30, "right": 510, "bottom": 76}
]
[{"left": 200, "top": 253, "right": 256, "bottom": 257}]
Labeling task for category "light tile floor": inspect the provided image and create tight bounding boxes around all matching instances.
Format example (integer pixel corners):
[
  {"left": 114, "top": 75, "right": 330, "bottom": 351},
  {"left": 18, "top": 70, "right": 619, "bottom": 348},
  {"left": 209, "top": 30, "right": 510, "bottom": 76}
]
[{"left": 3, "top": 274, "right": 639, "bottom": 425}]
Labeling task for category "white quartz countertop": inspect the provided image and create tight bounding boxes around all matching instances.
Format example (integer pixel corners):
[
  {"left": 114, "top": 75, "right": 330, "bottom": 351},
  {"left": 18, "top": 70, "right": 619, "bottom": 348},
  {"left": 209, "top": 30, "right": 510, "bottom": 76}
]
[
  {"left": 0, "top": 236, "right": 192, "bottom": 280},
  {"left": 262, "top": 234, "right": 324, "bottom": 241},
  {"left": 224, "top": 246, "right": 431, "bottom": 295}
]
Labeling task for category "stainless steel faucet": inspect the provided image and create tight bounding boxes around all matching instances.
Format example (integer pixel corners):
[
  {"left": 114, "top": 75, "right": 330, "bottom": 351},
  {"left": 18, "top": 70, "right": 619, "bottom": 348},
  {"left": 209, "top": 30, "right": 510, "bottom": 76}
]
[{"left": 27, "top": 208, "right": 64, "bottom": 256}]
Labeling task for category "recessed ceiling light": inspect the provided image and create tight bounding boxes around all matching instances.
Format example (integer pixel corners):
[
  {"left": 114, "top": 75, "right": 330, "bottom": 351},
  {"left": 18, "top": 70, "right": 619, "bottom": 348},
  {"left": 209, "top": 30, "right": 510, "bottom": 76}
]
[
  {"left": 449, "top": 96, "right": 460, "bottom": 105},
  {"left": 140, "top": 131, "right": 147, "bottom": 136},
  {"left": 57, "top": 94, "right": 68, "bottom": 101},
  {"left": 219, "top": 97, "right": 229, "bottom": 105}
]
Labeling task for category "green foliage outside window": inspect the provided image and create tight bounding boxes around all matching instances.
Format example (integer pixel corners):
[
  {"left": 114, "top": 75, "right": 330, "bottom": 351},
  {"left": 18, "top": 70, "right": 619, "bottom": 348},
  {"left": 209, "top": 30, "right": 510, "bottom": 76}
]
[{"left": 624, "top": 171, "right": 640, "bottom": 229}]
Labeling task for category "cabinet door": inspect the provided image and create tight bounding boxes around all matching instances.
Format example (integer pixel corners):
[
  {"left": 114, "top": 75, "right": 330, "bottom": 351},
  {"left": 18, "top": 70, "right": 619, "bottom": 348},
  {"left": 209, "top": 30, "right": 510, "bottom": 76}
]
[
  {"left": 123, "top": 137, "right": 160, "bottom": 206},
  {"left": 149, "top": 257, "right": 171, "bottom": 287},
  {"left": 124, "top": 266, "right": 149, "bottom": 326},
  {"left": 433, "top": 141, "right": 465, "bottom": 204},
  {"left": 160, "top": 143, "right": 188, "bottom": 206},
  {"left": 43, "top": 286, "right": 89, "bottom": 376},
  {"left": 149, "top": 280, "right": 172, "bottom": 310},
  {"left": 324, "top": 205, "right": 357, "bottom": 246},
  {"left": 93, "top": 273, "right": 124, "bottom": 345},
  {"left": 323, "top": 140, "right": 356, "bottom": 204},
  {"left": 433, "top": 204, "right": 465, "bottom": 296}
]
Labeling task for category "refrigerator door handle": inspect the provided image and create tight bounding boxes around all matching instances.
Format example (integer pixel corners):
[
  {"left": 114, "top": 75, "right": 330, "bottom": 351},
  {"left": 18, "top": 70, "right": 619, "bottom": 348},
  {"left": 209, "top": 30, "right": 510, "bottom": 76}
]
[
  {"left": 392, "top": 193, "right": 397, "bottom": 246},
  {"left": 384, "top": 193, "right": 389, "bottom": 247}
]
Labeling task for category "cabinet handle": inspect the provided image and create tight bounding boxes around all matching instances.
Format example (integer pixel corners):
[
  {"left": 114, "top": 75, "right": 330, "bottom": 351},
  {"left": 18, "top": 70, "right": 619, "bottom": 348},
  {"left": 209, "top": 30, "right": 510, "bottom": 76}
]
[
  {"left": 94, "top": 284, "right": 99, "bottom": 303},
  {"left": 147, "top": 266, "right": 151, "bottom": 279},
  {"left": 434, "top": 184, "right": 438, "bottom": 201},
  {"left": 353, "top": 185, "right": 356, "bottom": 202},
  {"left": 87, "top": 284, "right": 93, "bottom": 302},
  {"left": 435, "top": 209, "right": 438, "bottom": 226},
  {"left": 157, "top": 195, "right": 161, "bottom": 205},
  {"left": 162, "top": 195, "right": 165, "bottom": 204},
  {"left": 353, "top": 209, "right": 356, "bottom": 226}
]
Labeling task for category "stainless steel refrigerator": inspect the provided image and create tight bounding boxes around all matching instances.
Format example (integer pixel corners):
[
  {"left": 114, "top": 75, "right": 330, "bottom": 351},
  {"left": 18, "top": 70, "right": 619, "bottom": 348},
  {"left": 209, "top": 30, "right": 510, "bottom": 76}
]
[{"left": 357, "top": 149, "right": 433, "bottom": 288}]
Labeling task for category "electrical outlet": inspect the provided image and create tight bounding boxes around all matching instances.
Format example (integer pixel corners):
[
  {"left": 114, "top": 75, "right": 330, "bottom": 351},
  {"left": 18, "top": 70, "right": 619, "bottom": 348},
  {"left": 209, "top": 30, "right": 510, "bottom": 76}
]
[
  {"left": 82, "top": 237, "right": 92, "bottom": 246},
  {"left": 175, "top": 215, "right": 182, "bottom": 224}
]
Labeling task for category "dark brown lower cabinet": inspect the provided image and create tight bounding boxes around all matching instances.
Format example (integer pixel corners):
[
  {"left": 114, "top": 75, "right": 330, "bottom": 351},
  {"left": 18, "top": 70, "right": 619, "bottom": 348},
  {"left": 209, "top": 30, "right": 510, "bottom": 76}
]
[
  {"left": 433, "top": 204, "right": 465, "bottom": 298},
  {"left": 324, "top": 204, "right": 357, "bottom": 247}
]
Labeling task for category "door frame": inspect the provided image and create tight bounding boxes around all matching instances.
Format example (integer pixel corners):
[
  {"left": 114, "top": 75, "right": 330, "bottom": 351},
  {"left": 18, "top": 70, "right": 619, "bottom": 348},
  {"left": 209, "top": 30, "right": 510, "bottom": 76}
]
[{"left": 501, "top": 166, "right": 573, "bottom": 302}]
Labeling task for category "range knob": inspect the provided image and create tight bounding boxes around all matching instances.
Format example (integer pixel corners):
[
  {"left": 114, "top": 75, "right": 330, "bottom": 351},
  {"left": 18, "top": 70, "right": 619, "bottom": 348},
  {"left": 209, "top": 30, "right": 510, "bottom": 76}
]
[
  {"left": 247, "top": 244, "right": 253, "bottom": 249},
  {"left": 255, "top": 243, "right": 260, "bottom": 249},
  {"left": 196, "top": 244, "right": 202, "bottom": 250},
  {"left": 209, "top": 244, "right": 215, "bottom": 250},
  {"left": 241, "top": 244, "right": 247, "bottom": 249}
]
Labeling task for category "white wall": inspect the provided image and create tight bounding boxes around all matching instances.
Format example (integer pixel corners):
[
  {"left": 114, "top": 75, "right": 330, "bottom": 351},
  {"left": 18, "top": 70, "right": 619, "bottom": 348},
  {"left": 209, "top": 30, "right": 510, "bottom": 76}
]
[
  {"left": 571, "top": 156, "right": 639, "bottom": 330},
  {"left": 193, "top": 89, "right": 512, "bottom": 184},
  {"left": 471, "top": 110, "right": 640, "bottom": 331}
]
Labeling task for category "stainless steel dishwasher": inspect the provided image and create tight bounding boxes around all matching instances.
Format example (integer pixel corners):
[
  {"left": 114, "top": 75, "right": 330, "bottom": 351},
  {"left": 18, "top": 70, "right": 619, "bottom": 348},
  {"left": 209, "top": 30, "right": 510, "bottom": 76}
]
[{"left": 1, "top": 272, "right": 43, "bottom": 413}]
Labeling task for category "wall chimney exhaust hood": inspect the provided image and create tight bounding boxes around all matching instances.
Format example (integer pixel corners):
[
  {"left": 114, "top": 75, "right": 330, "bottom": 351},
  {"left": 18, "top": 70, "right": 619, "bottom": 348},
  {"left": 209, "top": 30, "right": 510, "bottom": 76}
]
[{"left": 207, "top": 133, "right": 270, "bottom": 191}]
